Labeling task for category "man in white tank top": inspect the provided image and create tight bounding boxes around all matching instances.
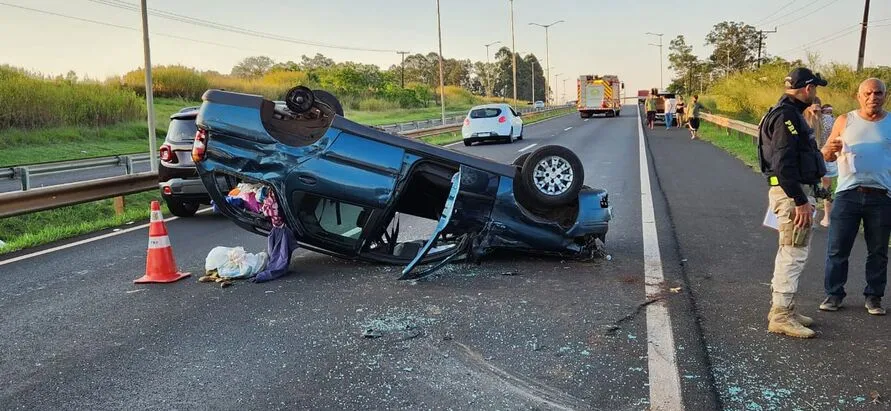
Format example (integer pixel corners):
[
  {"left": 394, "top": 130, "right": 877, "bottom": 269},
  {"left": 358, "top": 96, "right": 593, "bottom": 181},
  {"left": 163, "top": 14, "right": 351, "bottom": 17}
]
[{"left": 820, "top": 78, "right": 891, "bottom": 316}]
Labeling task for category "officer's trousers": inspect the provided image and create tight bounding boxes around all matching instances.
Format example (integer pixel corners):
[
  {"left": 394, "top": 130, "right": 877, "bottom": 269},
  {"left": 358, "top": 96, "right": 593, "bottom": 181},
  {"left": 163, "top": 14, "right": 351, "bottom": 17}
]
[{"left": 769, "top": 186, "right": 815, "bottom": 307}]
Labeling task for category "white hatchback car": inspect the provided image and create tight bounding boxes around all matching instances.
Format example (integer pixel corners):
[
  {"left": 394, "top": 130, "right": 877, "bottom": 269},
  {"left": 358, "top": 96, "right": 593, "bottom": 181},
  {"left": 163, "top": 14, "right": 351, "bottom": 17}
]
[{"left": 461, "top": 104, "right": 523, "bottom": 146}]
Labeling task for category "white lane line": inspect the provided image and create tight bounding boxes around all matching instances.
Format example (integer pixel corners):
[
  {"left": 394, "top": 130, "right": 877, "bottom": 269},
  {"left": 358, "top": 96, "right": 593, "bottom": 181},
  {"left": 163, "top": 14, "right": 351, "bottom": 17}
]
[
  {"left": 0, "top": 207, "right": 213, "bottom": 267},
  {"left": 564, "top": 127, "right": 573, "bottom": 131},
  {"left": 446, "top": 141, "right": 463, "bottom": 147},
  {"left": 584, "top": 119, "right": 589, "bottom": 122},
  {"left": 518, "top": 143, "right": 538, "bottom": 152},
  {"left": 637, "top": 104, "right": 683, "bottom": 410}
]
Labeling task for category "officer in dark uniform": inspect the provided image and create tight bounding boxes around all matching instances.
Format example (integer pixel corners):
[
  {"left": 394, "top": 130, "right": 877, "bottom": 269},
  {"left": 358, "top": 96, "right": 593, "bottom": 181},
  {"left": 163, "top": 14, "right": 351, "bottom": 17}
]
[{"left": 757, "top": 67, "right": 828, "bottom": 339}]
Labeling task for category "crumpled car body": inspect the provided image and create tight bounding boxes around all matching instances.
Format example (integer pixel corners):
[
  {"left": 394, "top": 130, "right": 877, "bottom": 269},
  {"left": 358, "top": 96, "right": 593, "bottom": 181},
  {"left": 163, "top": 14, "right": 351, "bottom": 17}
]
[{"left": 193, "top": 89, "right": 611, "bottom": 279}]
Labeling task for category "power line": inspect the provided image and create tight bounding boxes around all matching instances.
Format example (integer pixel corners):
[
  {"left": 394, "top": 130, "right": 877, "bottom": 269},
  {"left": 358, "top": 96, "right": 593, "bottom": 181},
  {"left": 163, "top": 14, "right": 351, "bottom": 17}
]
[
  {"left": 760, "top": 0, "right": 833, "bottom": 28},
  {"left": 774, "top": 0, "right": 841, "bottom": 29},
  {"left": 0, "top": 2, "right": 284, "bottom": 55},
  {"left": 775, "top": 24, "right": 859, "bottom": 55},
  {"left": 84, "top": 0, "right": 401, "bottom": 53},
  {"left": 753, "top": 0, "right": 798, "bottom": 26}
]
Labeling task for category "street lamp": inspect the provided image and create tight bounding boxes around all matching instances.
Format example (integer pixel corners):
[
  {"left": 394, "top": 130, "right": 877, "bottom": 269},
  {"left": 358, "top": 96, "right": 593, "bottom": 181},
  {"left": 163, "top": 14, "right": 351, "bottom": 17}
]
[
  {"left": 436, "top": 0, "right": 445, "bottom": 124},
  {"left": 508, "top": 0, "right": 517, "bottom": 101},
  {"left": 530, "top": 20, "right": 564, "bottom": 105},
  {"left": 646, "top": 32, "right": 664, "bottom": 90},
  {"left": 554, "top": 73, "right": 563, "bottom": 105},
  {"left": 484, "top": 41, "right": 501, "bottom": 97}
]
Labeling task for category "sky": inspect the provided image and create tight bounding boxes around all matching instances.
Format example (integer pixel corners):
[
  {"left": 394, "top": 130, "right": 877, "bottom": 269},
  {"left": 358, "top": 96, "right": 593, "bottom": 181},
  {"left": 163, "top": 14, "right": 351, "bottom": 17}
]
[{"left": 1, "top": 0, "right": 889, "bottom": 101}]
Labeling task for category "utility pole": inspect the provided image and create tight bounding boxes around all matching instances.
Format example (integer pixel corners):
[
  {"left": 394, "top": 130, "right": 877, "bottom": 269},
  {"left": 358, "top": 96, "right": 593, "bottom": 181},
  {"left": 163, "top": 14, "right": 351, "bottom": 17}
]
[
  {"left": 756, "top": 27, "right": 777, "bottom": 67},
  {"left": 509, "top": 0, "right": 517, "bottom": 102},
  {"left": 646, "top": 32, "right": 663, "bottom": 90},
  {"left": 857, "top": 0, "right": 871, "bottom": 71},
  {"left": 484, "top": 41, "right": 501, "bottom": 97},
  {"left": 397, "top": 51, "right": 410, "bottom": 88},
  {"left": 140, "top": 0, "right": 157, "bottom": 172},
  {"left": 530, "top": 20, "right": 565, "bottom": 105},
  {"left": 436, "top": 0, "right": 445, "bottom": 124},
  {"left": 531, "top": 60, "right": 535, "bottom": 102}
]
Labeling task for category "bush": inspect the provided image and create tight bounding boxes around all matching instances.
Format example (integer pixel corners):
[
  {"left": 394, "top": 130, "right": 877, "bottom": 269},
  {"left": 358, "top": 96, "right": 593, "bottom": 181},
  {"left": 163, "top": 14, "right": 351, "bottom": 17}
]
[{"left": 0, "top": 65, "right": 144, "bottom": 131}]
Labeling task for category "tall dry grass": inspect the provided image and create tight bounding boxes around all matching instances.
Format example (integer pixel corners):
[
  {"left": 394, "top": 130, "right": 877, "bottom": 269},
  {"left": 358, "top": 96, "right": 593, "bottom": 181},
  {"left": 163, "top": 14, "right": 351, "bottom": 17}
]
[
  {"left": 702, "top": 62, "right": 891, "bottom": 123},
  {"left": 0, "top": 65, "right": 144, "bottom": 130}
]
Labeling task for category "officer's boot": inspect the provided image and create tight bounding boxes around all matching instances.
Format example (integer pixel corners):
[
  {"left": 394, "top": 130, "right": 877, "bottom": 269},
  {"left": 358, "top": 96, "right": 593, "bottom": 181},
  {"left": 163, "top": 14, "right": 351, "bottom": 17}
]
[
  {"left": 768, "top": 305, "right": 815, "bottom": 339},
  {"left": 768, "top": 301, "right": 814, "bottom": 327}
]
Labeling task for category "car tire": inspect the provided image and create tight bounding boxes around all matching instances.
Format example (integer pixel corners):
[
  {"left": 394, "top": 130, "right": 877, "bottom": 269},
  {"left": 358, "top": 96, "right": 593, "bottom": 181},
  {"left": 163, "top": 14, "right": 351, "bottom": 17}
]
[
  {"left": 463, "top": 140, "right": 472, "bottom": 147},
  {"left": 504, "top": 128, "right": 514, "bottom": 144},
  {"left": 512, "top": 152, "right": 531, "bottom": 167},
  {"left": 520, "top": 145, "right": 584, "bottom": 208},
  {"left": 517, "top": 126, "right": 524, "bottom": 140},
  {"left": 312, "top": 89, "right": 344, "bottom": 116},
  {"left": 165, "top": 198, "right": 200, "bottom": 217}
]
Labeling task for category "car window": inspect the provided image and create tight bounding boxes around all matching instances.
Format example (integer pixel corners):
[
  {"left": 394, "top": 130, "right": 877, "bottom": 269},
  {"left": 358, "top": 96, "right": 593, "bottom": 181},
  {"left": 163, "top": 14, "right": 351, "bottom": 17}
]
[
  {"left": 470, "top": 108, "right": 502, "bottom": 119},
  {"left": 296, "top": 194, "right": 370, "bottom": 248},
  {"left": 166, "top": 118, "right": 197, "bottom": 143}
]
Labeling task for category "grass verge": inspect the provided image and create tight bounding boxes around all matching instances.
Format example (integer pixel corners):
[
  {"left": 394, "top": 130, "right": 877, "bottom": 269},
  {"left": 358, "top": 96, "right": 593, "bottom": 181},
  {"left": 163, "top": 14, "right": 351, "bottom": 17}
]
[
  {"left": 697, "top": 122, "right": 759, "bottom": 168},
  {"left": 0, "top": 192, "right": 167, "bottom": 255}
]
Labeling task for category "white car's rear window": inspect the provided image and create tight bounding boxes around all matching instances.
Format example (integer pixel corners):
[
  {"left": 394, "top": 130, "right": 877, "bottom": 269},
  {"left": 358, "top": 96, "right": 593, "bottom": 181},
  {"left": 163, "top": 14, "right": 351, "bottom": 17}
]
[{"left": 470, "top": 108, "right": 502, "bottom": 119}]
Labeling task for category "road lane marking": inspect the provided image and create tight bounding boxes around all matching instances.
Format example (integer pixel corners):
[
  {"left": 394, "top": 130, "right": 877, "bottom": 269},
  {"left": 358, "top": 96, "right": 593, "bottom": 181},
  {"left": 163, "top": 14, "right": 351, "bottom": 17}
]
[
  {"left": 0, "top": 207, "right": 213, "bottom": 267},
  {"left": 584, "top": 119, "right": 589, "bottom": 122},
  {"left": 518, "top": 143, "right": 537, "bottom": 152},
  {"left": 564, "top": 127, "right": 573, "bottom": 131},
  {"left": 446, "top": 141, "right": 463, "bottom": 147},
  {"left": 637, "top": 104, "right": 683, "bottom": 410}
]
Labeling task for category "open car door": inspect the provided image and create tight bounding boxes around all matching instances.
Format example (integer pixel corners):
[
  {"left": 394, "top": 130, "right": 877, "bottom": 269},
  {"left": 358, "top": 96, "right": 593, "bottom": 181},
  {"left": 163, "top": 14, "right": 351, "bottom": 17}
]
[{"left": 399, "top": 166, "right": 473, "bottom": 280}]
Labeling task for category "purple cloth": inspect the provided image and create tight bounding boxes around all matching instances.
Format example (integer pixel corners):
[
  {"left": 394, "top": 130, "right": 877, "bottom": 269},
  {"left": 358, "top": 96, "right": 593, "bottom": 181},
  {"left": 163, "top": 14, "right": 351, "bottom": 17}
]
[
  {"left": 242, "top": 192, "right": 261, "bottom": 213},
  {"left": 252, "top": 226, "right": 298, "bottom": 283}
]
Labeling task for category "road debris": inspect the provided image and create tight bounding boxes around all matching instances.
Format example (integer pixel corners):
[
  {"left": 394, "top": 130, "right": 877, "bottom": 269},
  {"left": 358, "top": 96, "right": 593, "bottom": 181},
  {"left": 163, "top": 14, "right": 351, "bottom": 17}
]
[
  {"left": 362, "top": 329, "right": 382, "bottom": 339},
  {"left": 871, "top": 390, "right": 883, "bottom": 404},
  {"left": 670, "top": 287, "right": 682, "bottom": 293}
]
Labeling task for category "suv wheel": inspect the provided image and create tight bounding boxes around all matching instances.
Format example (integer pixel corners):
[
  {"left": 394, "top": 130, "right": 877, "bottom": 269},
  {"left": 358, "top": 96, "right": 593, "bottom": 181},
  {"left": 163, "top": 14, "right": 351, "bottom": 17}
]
[{"left": 165, "top": 198, "right": 200, "bottom": 217}]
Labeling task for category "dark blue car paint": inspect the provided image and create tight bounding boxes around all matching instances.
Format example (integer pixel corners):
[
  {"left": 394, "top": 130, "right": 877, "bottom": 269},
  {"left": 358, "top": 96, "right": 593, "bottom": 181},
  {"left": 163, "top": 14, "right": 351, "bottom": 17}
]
[{"left": 194, "top": 89, "right": 611, "bottom": 277}]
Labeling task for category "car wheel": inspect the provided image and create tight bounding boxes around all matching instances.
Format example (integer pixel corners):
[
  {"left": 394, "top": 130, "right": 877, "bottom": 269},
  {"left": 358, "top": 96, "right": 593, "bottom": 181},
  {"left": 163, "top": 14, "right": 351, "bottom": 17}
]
[
  {"left": 520, "top": 145, "right": 584, "bottom": 208},
  {"left": 312, "top": 89, "right": 344, "bottom": 116},
  {"left": 517, "top": 126, "right": 524, "bottom": 140},
  {"left": 504, "top": 128, "right": 514, "bottom": 144},
  {"left": 463, "top": 140, "right": 472, "bottom": 147},
  {"left": 165, "top": 198, "right": 200, "bottom": 217}
]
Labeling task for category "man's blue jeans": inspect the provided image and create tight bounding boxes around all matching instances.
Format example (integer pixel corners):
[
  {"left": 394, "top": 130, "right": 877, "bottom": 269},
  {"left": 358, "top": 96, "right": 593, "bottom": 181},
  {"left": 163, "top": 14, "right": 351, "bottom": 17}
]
[
  {"left": 665, "top": 113, "right": 674, "bottom": 128},
  {"left": 824, "top": 188, "right": 891, "bottom": 299}
]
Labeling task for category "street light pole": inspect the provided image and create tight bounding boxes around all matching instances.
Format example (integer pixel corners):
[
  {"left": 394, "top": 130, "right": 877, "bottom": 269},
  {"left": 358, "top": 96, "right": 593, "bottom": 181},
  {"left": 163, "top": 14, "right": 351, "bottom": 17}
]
[
  {"left": 530, "top": 20, "right": 565, "bottom": 105},
  {"left": 646, "top": 32, "right": 664, "bottom": 90},
  {"left": 484, "top": 41, "right": 501, "bottom": 97},
  {"left": 509, "top": 0, "right": 517, "bottom": 101},
  {"left": 140, "top": 0, "right": 157, "bottom": 172},
  {"left": 554, "top": 73, "right": 563, "bottom": 105},
  {"left": 436, "top": 0, "right": 445, "bottom": 124}
]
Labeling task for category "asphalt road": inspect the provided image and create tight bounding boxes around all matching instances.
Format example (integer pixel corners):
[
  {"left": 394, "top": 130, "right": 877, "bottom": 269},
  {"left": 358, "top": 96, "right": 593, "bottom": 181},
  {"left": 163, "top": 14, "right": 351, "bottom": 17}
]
[{"left": 2, "top": 107, "right": 886, "bottom": 410}]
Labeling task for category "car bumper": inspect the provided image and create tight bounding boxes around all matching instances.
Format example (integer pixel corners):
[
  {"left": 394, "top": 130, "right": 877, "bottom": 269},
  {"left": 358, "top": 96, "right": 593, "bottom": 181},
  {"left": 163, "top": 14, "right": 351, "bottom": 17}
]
[{"left": 159, "top": 177, "right": 210, "bottom": 200}]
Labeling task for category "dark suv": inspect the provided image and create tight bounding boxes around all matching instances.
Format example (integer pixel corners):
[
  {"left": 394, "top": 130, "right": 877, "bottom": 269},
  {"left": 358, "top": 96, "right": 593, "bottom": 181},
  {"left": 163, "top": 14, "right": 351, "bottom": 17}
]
[{"left": 158, "top": 107, "right": 210, "bottom": 217}]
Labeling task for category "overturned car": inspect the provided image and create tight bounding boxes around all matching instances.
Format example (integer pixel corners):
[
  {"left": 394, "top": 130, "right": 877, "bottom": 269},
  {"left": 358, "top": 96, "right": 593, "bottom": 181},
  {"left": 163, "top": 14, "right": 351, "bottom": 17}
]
[{"left": 192, "top": 86, "right": 612, "bottom": 279}]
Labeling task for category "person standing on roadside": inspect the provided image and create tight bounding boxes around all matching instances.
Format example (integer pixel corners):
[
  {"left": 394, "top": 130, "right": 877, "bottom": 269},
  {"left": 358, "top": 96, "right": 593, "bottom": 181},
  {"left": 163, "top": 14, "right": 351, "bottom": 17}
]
[
  {"left": 664, "top": 94, "right": 678, "bottom": 129},
  {"left": 645, "top": 88, "right": 658, "bottom": 129},
  {"left": 676, "top": 95, "right": 686, "bottom": 127},
  {"left": 803, "top": 98, "right": 837, "bottom": 227},
  {"left": 687, "top": 95, "right": 710, "bottom": 139},
  {"left": 757, "top": 67, "right": 828, "bottom": 339},
  {"left": 819, "top": 78, "right": 891, "bottom": 316}
]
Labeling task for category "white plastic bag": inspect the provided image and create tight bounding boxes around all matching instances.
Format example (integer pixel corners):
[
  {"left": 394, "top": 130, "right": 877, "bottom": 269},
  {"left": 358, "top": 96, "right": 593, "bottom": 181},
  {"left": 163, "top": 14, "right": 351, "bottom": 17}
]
[{"left": 205, "top": 246, "right": 269, "bottom": 279}]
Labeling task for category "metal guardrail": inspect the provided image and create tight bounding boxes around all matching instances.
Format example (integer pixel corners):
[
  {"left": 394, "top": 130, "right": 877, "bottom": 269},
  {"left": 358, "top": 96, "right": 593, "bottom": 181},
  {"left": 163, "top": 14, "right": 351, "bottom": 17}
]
[
  {"left": 0, "top": 172, "right": 158, "bottom": 218},
  {"left": 377, "top": 105, "right": 565, "bottom": 134},
  {"left": 2, "top": 154, "right": 151, "bottom": 191},
  {"left": 700, "top": 113, "right": 759, "bottom": 144},
  {"left": 0, "top": 105, "right": 572, "bottom": 218}
]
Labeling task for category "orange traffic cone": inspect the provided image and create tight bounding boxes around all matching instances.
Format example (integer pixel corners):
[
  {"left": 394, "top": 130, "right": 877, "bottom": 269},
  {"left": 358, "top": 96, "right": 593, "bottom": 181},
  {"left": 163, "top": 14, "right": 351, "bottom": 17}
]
[{"left": 134, "top": 201, "right": 190, "bottom": 283}]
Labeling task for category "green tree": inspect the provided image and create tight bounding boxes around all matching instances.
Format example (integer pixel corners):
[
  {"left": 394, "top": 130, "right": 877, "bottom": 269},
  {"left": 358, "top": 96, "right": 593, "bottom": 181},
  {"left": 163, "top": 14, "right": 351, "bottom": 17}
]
[
  {"left": 704, "top": 21, "right": 762, "bottom": 75},
  {"left": 231, "top": 56, "right": 275, "bottom": 78}
]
